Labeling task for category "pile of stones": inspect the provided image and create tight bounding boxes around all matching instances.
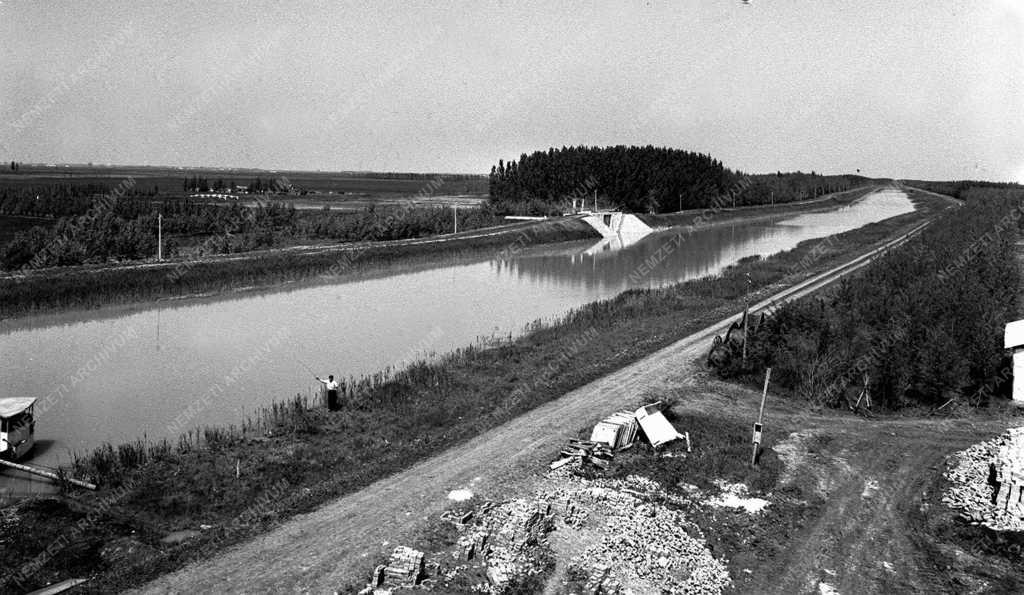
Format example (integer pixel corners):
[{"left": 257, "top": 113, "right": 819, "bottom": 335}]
[
  {"left": 540, "top": 470, "right": 731, "bottom": 595},
  {"left": 475, "top": 498, "right": 555, "bottom": 591},
  {"left": 944, "top": 426, "right": 1024, "bottom": 531},
  {"left": 360, "top": 546, "right": 425, "bottom": 594}
]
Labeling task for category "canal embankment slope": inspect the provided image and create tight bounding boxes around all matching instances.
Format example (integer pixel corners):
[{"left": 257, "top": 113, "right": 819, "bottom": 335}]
[
  {"left": 0, "top": 216, "right": 600, "bottom": 320},
  {"left": 639, "top": 184, "right": 883, "bottom": 230}
]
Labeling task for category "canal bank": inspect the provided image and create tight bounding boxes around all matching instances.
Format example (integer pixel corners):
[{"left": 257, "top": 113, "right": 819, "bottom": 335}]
[
  {"left": 0, "top": 189, "right": 919, "bottom": 479},
  {"left": 0, "top": 190, "right": 952, "bottom": 593}
]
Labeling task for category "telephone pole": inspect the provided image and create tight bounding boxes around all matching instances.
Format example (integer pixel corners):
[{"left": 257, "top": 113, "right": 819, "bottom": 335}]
[
  {"left": 157, "top": 213, "right": 162, "bottom": 261},
  {"left": 751, "top": 367, "right": 771, "bottom": 467}
]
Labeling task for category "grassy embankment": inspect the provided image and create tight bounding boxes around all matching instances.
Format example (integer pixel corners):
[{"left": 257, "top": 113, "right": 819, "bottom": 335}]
[
  {"left": 0, "top": 217, "right": 597, "bottom": 320},
  {"left": 639, "top": 184, "right": 880, "bottom": 229},
  {"left": 0, "top": 193, "right": 947, "bottom": 593}
]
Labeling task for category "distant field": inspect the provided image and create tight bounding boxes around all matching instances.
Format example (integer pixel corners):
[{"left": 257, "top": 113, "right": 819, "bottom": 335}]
[
  {"left": 0, "top": 164, "right": 489, "bottom": 197},
  {"left": 215, "top": 193, "right": 488, "bottom": 212},
  {"left": 0, "top": 215, "right": 53, "bottom": 244}
]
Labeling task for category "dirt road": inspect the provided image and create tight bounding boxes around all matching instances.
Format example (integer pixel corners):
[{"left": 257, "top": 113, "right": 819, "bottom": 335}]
[
  {"left": 751, "top": 416, "right": 1009, "bottom": 594},
  {"left": 134, "top": 214, "right": 938, "bottom": 594}
]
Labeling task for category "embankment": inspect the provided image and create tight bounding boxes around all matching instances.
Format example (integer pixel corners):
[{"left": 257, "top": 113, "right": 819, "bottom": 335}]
[
  {"left": 0, "top": 217, "right": 598, "bottom": 320},
  {"left": 639, "top": 185, "right": 880, "bottom": 230}
]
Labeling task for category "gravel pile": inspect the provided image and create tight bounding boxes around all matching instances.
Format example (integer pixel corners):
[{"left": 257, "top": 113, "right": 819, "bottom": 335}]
[
  {"left": 944, "top": 426, "right": 1024, "bottom": 531},
  {"left": 540, "top": 469, "right": 732, "bottom": 594}
]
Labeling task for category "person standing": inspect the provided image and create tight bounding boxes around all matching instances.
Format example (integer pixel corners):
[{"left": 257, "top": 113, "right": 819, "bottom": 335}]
[{"left": 316, "top": 374, "right": 341, "bottom": 411}]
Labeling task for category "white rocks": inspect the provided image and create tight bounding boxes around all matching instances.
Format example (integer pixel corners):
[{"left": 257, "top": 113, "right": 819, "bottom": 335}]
[
  {"left": 448, "top": 489, "right": 474, "bottom": 502},
  {"left": 708, "top": 481, "right": 770, "bottom": 514},
  {"left": 944, "top": 426, "right": 1024, "bottom": 532}
]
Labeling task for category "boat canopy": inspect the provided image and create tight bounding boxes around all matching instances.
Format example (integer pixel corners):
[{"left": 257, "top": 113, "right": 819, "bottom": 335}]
[{"left": 0, "top": 397, "right": 36, "bottom": 418}]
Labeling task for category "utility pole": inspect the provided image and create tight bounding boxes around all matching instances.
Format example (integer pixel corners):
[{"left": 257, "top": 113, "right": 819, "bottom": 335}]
[
  {"left": 157, "top": 213, "right": 162, "bottom": 261},
  {"left": 751, "top": 367, "right": 771, "bottom": 467},
  {"left": 453, "top": 204, "right": 458, "bottom": 234},
  {"left": 742, "top": 305, "right": 749, "bottom": 365},
  {"left": 594, "top": 189, "right": 597, "bottom": 212},
  {"left": 742, "top": 272, "right": 752, "bottom": 365}
]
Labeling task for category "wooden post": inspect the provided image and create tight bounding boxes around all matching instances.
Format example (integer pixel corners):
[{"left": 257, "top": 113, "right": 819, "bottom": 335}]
[
  {"left": 751, "top": 367, "right": 771, "bottom": 467},
  {"left": 0, "top": 458, "right": 97, "bottom": 490},
  {"left": 742, "top": 305, "right": 749, "bottom": 366}
]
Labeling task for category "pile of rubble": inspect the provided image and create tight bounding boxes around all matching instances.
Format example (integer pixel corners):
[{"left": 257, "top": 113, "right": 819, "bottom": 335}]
[
  {"left": 360, "top": 546, "right": 426, "bottom": 593},
  {"left": 468, "top": 498, "right": 555, "bottom": 591},
  {"left": 540, "top": 469, "right": 732, "bottom": 594},
  {"left": 550, "top": 439, "right": 615, "bottom": 471},
  {"left": 944, "top": 427, "right": 1024, "bottom": 531},
  {"left": 359, "top": 403, "right": 728, "bottom": 594}
]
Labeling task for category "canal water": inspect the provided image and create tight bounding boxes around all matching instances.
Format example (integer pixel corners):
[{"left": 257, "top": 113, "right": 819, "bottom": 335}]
[{"left": 0, "top": 189, "right": 914, "bottom": 493}]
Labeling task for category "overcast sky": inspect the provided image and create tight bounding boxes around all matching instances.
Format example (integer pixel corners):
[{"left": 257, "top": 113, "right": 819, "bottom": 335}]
[{"left": 1, "top": 1, "right": 1021, "bottom": 181}]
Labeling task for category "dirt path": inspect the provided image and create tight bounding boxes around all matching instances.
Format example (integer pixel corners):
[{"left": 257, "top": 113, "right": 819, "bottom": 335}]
[
  {"left": 747, "top": 415, "right": 1007, "bottom": 595},
  {"left": 132, "top": 216, "right": 934, "bottom": 594}
]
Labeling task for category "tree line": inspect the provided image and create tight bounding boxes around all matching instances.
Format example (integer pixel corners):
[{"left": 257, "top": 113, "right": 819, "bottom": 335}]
[
  {"left": 182, "top": 176, "right": 298, "bottom": 194},
  {"left": 0, "top": 184, "right": 502, "bottom": 269},
  {"left": 488, "top": 145, "right": 868, "bottom": 214},
  {"left": 724, "top": 187, "right": 1024, "bottom": 409},
  {"left": 0, "top": 184, "right": 147, "bottom": 219},
  {"left": 904, "top": 179, "right": 1023, "bottom": 201}
]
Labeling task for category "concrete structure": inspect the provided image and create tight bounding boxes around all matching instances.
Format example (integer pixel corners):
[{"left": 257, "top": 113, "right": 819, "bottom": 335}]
[
  {"left": 1004, "top": 320, "right": 1024, "bottom": 404},
  {"left": 581, "top": 212, "right": 653, "bottom": 239}
]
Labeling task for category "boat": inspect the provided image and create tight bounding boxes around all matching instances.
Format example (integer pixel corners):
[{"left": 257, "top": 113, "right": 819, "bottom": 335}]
[{"left": 0, "top": 397, "right": 36, "bottom": 461}]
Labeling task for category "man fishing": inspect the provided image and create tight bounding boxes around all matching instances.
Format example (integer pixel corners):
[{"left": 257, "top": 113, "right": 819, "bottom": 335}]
[{"left": 315, "top": 374, "right": 341, "bottom": 411}]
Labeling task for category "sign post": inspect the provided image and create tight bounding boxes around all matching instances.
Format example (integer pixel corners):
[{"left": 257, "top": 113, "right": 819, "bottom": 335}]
[{"left": 751, "top": 367, "right": 771, "bottom": 467}]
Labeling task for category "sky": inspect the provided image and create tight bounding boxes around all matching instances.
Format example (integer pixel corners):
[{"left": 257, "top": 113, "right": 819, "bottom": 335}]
[{"left": 1, "top": 0, "right": 1021, "bottom": 181}]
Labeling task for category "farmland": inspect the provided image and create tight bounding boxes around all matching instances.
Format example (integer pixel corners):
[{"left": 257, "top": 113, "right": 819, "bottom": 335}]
[{"left": 0, "top": 163, "right": 488, "bottom": 197}]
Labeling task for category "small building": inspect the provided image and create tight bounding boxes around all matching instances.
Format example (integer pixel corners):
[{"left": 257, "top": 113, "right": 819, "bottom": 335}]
[{"left": 1004, "top": 320, "right": 1024, "bottom": 404}]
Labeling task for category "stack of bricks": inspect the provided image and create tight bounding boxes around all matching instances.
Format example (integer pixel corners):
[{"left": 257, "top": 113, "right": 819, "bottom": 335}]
[
  {"left": 454, "top": 530, "right": 488, "bottom": 561},
  {"left": 381, "top": 546, "right": 424, "bottom": 588},
  {"left": 991, "top": 427, "right": 1024, "bottom": 513},
  {"left": 489, "top": 499, "right": 553, "bottom": 553}
]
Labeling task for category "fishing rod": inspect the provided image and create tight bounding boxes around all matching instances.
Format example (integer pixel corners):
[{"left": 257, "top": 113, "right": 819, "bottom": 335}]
[{"left": 294, "top": 356, "right": 318, "bottom": 379}]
